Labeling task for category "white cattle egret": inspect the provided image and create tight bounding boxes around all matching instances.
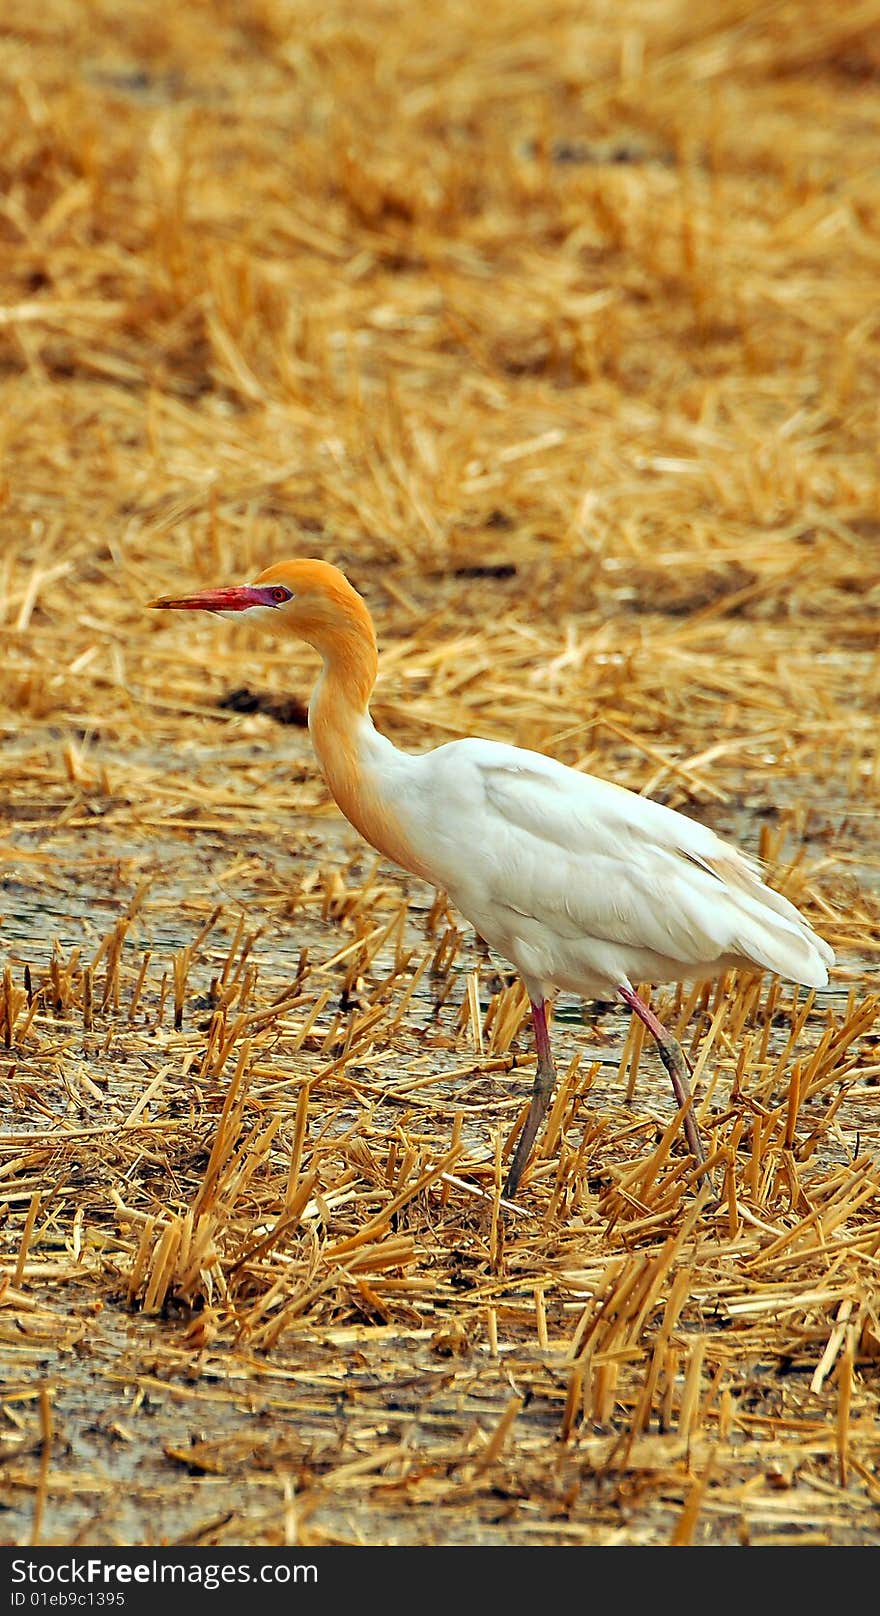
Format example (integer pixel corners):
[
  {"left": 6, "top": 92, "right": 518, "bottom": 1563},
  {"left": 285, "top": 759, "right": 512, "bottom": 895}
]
[{"left": 152, "top": 559, "right": 834, "bottom": 1197}]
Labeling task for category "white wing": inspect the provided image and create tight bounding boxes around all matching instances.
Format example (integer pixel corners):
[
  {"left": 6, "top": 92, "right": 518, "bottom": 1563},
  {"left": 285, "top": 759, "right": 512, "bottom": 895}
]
[{"left": 396, "top": 737, "right": 833, "bottom": 994}]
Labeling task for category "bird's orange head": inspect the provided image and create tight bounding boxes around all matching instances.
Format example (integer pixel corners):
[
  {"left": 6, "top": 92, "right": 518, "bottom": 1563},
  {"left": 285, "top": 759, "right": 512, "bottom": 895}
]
[{"left": 151, "top": 558, "right": 375, "bottom": 653}]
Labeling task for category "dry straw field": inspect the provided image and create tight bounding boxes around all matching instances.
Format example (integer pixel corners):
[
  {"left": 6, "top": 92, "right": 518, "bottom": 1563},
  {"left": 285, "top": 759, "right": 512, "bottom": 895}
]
[{"left": 2, "top": 0, "right": 880, "bottom": 1548}]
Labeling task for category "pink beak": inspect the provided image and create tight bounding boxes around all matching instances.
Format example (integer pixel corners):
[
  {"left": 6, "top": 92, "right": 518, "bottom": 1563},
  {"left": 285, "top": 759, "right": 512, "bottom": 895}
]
[{"left": 150, "top": 584, "right": 277, "bottom": 614}]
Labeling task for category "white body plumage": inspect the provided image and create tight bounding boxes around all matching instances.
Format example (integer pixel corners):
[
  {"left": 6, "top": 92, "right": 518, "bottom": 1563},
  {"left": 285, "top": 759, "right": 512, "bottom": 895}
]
[{"left": 350, "top": 711, "right": 832, "bottom": 1004}]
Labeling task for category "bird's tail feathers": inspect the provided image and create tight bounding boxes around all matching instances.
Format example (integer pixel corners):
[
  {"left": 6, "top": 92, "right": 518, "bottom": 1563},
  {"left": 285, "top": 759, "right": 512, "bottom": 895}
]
[
  {"left": 712, "top": 852, "right": 833, "bottom": 988},
  {"left": 732, "top": 909, "right": 833, "bottom": 989}
]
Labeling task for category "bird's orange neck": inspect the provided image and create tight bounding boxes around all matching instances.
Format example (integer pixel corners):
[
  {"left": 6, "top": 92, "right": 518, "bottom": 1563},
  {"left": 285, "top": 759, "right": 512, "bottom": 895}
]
[
  {"left": 307, "top": 603, "right": 378, "bottom": 791},
  {"left": 305, "top": 594, "right": 428, "bottom": 881},
  {"left": 306, "top": 589, "right": 378, "bottom": 713}
]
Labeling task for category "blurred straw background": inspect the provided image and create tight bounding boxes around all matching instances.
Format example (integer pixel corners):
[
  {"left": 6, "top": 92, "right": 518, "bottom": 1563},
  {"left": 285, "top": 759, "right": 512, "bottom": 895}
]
[{"left": 1, "top": 0, "right": 880, "bottom": 1546}]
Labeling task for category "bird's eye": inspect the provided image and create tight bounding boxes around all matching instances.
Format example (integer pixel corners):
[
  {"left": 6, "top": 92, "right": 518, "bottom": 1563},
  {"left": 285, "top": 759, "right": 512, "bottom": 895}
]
[{"left": 269, "top": 586, "right": 292, "bottom": 605}]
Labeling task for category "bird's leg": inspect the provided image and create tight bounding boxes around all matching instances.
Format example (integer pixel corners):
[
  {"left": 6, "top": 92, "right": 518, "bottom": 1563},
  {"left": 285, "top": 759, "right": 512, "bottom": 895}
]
[
  {"left": 503, "top": 999, "right": 557, "bottom": 1199},
  {"left": 617, "top": 984, "right": 706, "bottom": 1166}
]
